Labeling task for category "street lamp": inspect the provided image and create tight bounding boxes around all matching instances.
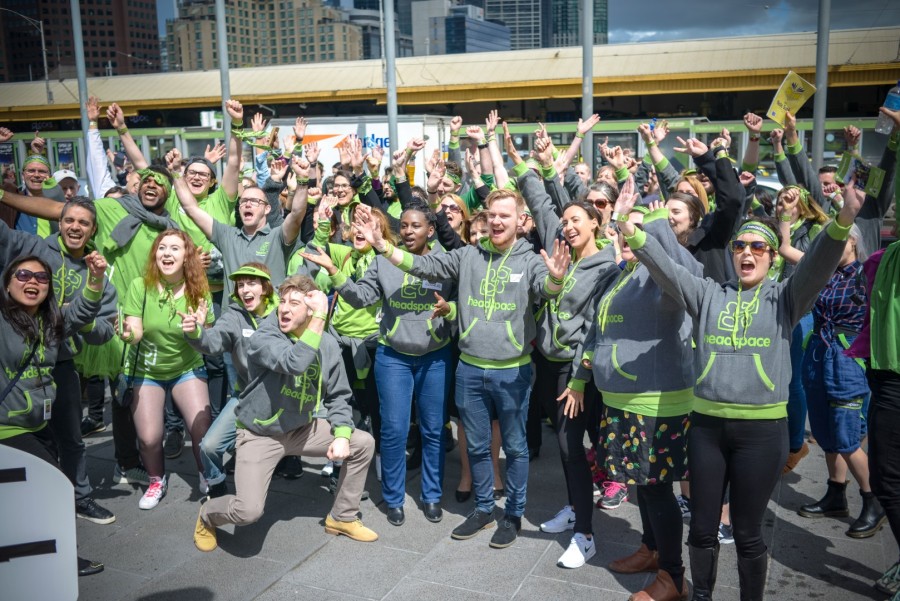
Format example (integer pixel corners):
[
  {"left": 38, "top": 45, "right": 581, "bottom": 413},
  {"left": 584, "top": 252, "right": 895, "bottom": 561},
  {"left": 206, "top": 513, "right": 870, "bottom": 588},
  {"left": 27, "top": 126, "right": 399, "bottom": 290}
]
[{"left": 0, "top": 7, "right": 54, "bottom": 104}]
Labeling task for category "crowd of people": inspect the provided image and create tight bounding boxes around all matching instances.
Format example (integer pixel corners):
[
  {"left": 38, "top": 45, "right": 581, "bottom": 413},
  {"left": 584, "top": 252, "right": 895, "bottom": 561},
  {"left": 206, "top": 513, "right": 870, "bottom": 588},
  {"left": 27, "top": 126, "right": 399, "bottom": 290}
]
[{"left": 1, "top": 96, "right": 899, "bottom": 601}]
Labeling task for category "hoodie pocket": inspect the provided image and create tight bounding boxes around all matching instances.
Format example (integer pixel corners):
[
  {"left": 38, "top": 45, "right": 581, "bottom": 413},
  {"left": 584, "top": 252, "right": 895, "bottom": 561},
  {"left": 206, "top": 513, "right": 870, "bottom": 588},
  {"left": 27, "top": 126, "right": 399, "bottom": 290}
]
[
  {"left": 610, "top": 344, "right": 637, "bottom": 382},
  {"left": 460, "top": 318, "right": 479, "bottom": 340},
  {"left": 253, "top": 408, "right": 284, "bottom": 427},
  {"left": 551, "top": 324, "right": 572, "bottom": 353},
  {"left": 4, "top": 384, "right": 55, "bottom": 429},
  {"left": 695, "top": 352, "right": 776, "bottom": 396},
  {"left": 505, "top": 321, "right": 523, "bottom": 352}
]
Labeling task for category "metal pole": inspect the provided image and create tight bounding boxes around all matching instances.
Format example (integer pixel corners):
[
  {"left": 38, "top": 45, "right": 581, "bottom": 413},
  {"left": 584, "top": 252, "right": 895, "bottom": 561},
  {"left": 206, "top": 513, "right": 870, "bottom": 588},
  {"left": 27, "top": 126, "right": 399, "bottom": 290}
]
[
  {"left": 39, "top": 21, "right": 54, "bottom": 104},
  {"left": 811, "top": 0, "right": 830, "bottom": 170},
  {"left": 383, "top": 0, "right": 399, "bottom": 158},
  {"left": 215, "top": 0, "right": 232, "bottom": 141},
  {"left": 581, "top": 0, "right": 593, "bottom": 172},
  {"left": 71, "top": 0, "right": 89, "bottom": 171}
]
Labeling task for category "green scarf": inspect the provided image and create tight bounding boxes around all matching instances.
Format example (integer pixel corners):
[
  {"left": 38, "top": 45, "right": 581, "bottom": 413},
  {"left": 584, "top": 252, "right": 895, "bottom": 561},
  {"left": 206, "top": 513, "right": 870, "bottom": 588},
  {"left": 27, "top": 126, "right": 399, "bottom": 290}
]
[{"left": 870, "top": 241, "right": 900, "bottom": 373}]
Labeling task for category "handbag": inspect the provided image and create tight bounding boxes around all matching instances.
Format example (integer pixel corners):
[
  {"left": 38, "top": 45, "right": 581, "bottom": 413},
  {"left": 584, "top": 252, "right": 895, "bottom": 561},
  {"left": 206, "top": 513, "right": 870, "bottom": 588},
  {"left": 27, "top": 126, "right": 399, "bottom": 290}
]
[{"left": 118, "top": 291, "right": 146, "bottom": 407}]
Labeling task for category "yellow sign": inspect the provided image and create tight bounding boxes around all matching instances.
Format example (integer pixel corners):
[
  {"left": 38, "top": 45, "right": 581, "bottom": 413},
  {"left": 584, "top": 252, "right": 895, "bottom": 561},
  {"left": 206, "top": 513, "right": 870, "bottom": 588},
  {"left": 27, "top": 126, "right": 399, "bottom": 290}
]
[{"left": 767, "top": 71, "right": 817, "bottom": 127}]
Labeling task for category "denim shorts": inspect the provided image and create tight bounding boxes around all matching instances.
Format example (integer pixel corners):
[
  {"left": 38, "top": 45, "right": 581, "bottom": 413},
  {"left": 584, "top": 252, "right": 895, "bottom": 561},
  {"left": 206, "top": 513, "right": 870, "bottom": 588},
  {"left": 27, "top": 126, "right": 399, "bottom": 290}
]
[{"left": 134, "top": 366, "right": 208, "bottom": 393}]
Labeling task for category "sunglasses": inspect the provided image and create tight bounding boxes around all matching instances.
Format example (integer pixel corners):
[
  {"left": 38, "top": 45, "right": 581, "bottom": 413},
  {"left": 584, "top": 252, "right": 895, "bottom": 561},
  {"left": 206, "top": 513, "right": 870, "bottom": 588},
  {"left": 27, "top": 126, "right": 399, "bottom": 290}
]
[
  {"left": 730, "top": 240, "right": 771, "bottom": 256},
  {"left": 14, "top": 269, "right": 51, "bottom": 284},
  {"left": 441, "top": 204, "right": 462, "bottom": 214},
  {"left": 592, "top": 199, "right": 610, "bottom": 209}
]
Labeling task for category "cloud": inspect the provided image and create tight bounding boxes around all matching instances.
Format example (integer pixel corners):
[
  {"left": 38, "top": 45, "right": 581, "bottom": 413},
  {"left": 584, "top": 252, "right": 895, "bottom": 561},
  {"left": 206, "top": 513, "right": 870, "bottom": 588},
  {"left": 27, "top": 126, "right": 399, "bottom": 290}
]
[{"left": 608, "top": 0, "right": 900, "bottom": 43}]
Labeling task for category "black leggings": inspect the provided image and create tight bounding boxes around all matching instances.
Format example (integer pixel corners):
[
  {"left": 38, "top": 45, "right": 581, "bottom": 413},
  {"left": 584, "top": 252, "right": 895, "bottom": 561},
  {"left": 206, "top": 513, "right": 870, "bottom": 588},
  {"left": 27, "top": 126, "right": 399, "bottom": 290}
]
[
  {"left": 339, "top": 341, "right": 380, "bottom": 451},
  {"left": 638, "top": 483, "right": 684, "bottom": 584},
  {"left": 688, "top": 412, "right": 787, "bottom": 558},
  {"left": 532, "top": 352, "right": 598, "bottom": 535},
  {"left": 867, "top": 369, "right": 900, "bottom": 552}
]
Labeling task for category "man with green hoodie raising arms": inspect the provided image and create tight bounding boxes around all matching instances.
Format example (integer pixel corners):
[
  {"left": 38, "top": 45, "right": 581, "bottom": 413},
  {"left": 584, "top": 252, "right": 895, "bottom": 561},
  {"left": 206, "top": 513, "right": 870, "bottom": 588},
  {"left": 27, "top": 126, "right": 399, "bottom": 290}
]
[{"left": 353, "top": 190, "right": 570, "bottom": 548}]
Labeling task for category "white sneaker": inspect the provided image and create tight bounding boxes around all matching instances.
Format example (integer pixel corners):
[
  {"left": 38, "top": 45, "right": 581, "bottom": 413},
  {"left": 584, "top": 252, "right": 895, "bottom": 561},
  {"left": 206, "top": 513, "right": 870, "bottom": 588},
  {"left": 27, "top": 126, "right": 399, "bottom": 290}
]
[
  {"left": 199, "top": 472, "right": 209, "bottom": 496},
  {"left": 540, "top": 505, "right": 576, "bottom": 533},
  {"left": 375, "top": 454, "right": 382, "bottom": 482},
  {"left": 139, "top": 476, "right": 167, "bottom": 510},
  {"left": 320, "top": 461, "right": 334, "bottom": 477},
  {"left": 557, "top": 533, "right": 596, "bottom": 568}
]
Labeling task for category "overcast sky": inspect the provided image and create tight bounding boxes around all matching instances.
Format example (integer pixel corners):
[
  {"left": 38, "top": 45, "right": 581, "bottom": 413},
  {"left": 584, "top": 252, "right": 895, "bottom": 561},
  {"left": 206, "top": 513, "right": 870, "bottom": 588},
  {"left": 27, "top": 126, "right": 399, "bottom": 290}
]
[
  {"left": 158, "top": 0, "right": 900, "bottom": 45},
  {"left": 608, "top": 0, "right": 900, "bottom": 43}
]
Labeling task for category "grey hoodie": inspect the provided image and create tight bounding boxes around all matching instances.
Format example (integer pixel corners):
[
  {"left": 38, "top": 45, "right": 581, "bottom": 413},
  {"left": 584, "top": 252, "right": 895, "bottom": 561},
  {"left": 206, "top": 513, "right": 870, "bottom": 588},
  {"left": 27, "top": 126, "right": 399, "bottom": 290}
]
[
  {"left": 397, "top": 236, "right": 558, "bottom": 369},
  {"left": 629, "top": 218, "right": 851, "bottom": 420},
  {"left": 234, "top": 313, "right": 354, "bottom": 439},
  {"left": 1, "top": 285, "right": 103, "bottom": 438},
  {"left": 517, "top": 170, "right": 619, "bottom": 362},
  {"left": 332, "top": 245, "right": 457, "bottom": 356},
  {"left": 568, "top": 208, "right": 703, "bottom": 417}
]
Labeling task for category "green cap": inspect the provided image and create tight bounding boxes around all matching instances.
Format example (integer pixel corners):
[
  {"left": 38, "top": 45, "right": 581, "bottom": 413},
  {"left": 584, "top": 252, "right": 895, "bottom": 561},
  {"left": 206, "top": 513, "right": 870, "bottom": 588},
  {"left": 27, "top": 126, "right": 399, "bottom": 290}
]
[{"left": 228, "top": 265, "right": 272, "bottom": 281}]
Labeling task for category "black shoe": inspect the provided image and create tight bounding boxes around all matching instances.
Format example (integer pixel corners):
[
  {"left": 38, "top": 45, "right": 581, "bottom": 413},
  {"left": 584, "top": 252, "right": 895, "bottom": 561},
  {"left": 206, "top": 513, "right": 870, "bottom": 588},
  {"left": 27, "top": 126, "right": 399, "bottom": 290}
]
[
  {"left": 451, "top": 509, "right": 496, "bottom": 540},
  {"left": 455, "top": 489, "right": 471, "bottom": 503},
  {"left": 78, "top": 556, "right": 104, "bottom": 577},
  {"left": 736, "top": 551, "right": 768, "bottom": 601},
  {"left": 163, "top": 429, "right": 185, "bottom": 459},
  {"left": 529, "top": 447, "right": 540, "bottom": 462},
  {"left": 493, "top": 487, "right": 505, "bottom": 500},
  {"left": 208, "top": 481, "right": 228, "bottom": 499},
  {"left": 276, "top": 456, "right": 304, "bottom": 480},
  {"left": 688, "top": 544, "right": 719, "bottom": 601},
  {"left": 387, "top": 506, "right": 405, "bottom": 526},
  {"left": 798, "top": 479, "right": 849, "bottom": 518},
  {"left": 80, "top": 417, "right": 106, "bottom": 437},
  {"left": 423, "top": 502, "right": 443, "bottom": 523},
  {"left": 444, "top": 426, "right": 456, "bottom": 453},
  {"left": 489, "top": 515, "right": 521, "bottom": 549},
  {"left": 328, "top": 475, "right": 369, "bottom": 501},
  {"left": 847, "top": 490, "right": 887, "bottom": 538},
  {"left": 76, "top": 497, "right": 116, "bottom": 525}
]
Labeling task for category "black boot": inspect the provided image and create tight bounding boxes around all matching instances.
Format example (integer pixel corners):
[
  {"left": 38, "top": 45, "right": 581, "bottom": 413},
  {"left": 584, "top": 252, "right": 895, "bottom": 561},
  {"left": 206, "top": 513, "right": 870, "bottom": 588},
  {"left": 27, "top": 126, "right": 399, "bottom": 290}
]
[
  {"left": 797, "top": 479, "right": 848, "bottom": 518},
  {"left": 737, "top": 552, "right": 768, "bottom": 601},
  {"left": 688, "top": 544, "right": 719, "bottom": 601},
  {"left": 846, "top": 490, "right": 887, "bottom": 538}
]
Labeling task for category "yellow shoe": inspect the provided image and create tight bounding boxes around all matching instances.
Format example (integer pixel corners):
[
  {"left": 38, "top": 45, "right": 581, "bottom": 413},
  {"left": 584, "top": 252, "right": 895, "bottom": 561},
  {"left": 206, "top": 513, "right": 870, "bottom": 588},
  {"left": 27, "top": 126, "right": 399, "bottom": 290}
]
[
  {"left": 324, "top": 515, "right": 378, "bottom": 542},
  {"left": 194, "top": 507, "right": 217, "bottom": 552}
]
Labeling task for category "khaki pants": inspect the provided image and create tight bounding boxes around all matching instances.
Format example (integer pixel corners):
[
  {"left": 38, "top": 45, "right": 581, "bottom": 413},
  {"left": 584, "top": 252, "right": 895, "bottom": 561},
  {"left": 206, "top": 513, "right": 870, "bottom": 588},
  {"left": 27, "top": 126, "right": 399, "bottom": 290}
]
[{"left": 202, "top": 419, "right": 374, "bottom": 527}]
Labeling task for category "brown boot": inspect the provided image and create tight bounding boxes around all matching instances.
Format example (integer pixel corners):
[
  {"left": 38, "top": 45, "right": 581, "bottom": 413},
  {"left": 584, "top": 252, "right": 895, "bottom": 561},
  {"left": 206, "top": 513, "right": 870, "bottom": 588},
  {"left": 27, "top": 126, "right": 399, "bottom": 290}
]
[
  {"left": 782, "top": 442, "right": 809, "bottom": 474},
  {"left": 610, "top": 543, "right": 659, "bottom": 574},
  {"left": 628, "top": 569, "right": 688, "bottom": 601}
]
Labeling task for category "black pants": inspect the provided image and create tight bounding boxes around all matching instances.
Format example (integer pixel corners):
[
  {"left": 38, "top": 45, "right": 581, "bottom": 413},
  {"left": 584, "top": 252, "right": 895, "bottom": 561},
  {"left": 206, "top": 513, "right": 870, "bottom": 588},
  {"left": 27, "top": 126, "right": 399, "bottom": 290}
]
[
  {"left": 112, "top": 391, "right": 141, "bottom": 470},
  {"left": 638, "top": 483, "right": 684, "bottom": 581},
  {"left": 49, "top": 360, "right": 91, "bottom": 500},
  {"left": 867, "top": 368, "right": 900, "bottom": 552},
  {"left": 0, "top": 424, "right": 58, "bottom": 467},
  {"left": 85, "top": 375, "right": 115, "bottom": 423},
  {"left": 533, "top": 352, "right": 598, "bottom": 535},
  {"left": 688, "top": 412, "right": 787, "bottom": 559},
  {"left": 339, "top": 340, "right": 380, "bottom": 452}
]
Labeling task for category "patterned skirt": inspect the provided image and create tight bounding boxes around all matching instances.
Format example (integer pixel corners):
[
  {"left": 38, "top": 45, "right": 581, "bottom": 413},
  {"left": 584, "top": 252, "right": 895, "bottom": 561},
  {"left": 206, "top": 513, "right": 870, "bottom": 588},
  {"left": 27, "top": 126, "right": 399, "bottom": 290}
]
[{"left": 600, "top": 406, "right": 690, "bottom": 485}]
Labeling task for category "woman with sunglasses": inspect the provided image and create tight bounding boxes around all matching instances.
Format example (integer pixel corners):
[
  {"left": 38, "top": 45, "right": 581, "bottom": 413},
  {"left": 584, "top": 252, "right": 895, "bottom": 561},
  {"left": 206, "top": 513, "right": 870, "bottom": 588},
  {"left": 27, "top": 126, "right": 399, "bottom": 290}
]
[
  {"left": 0, "top": 253, "right": 108, "bottom": 577},
  {"left": 613, "top": 157, "right": 865, "bottom": 601},
  {"left": 518, "top": 144, "right": 619, "bottom": 569},
  {"left": 560, "top": 178, "right": 701, "bottom": 598},
  {"left": 438, "top": 194, "right": 470, "bottom": 243},
  {"left": 119, "top": 229, "right": 214, "bottom": 510}
]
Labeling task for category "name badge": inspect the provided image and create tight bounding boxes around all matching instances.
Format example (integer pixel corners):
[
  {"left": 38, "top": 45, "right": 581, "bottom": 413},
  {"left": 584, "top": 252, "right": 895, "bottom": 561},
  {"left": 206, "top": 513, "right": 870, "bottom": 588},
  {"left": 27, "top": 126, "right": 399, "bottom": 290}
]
[
  {"left": 422, "top": 281, "right": 442, "bottom": 291},
  {"left": 242, "top": 329, "right": 254, "bottom": 338},
  {"left": 43, "top": 399, "right": 52, "bottom": 420},
  {"left": 509, "top": 273, "right": 523, "bottom": 283}
]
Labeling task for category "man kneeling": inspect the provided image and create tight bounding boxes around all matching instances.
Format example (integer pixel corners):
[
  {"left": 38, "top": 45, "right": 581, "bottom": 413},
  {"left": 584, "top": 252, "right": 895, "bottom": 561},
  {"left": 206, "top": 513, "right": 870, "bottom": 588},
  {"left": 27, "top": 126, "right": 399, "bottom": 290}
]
[{"left": 194, "top": 275, "right": 377, "bottom": 551}]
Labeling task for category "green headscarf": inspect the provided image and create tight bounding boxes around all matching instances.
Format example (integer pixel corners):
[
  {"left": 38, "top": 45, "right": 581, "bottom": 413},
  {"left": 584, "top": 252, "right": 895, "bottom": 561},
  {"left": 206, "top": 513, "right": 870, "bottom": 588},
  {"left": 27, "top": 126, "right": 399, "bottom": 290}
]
[{"left": 137, "top": 168, "right": 172, "bottom": 199}]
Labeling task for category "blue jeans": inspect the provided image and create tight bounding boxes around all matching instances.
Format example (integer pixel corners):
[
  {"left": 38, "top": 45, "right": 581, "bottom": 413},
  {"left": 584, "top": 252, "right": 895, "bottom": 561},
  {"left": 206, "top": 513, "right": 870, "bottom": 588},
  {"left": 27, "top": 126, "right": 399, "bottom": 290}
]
[
  {"left": 375, "top": 344, "right": 451, "bottom": 507},
  {"left": 455, "top": 360, "right": 533, "bottom": 517},
  {"left": 787, "top": 313, "right": 813, "bottom": 450},
  {"left": 199, "top": 396, "right": 239, "bottom": 486}
]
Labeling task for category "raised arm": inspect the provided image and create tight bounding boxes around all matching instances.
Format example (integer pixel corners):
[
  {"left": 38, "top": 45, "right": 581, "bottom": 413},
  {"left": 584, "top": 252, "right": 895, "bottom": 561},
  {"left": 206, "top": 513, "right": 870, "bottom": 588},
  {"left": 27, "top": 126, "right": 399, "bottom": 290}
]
[
  {"left": 85, "top": 97, "right": 117, "bottom": 198},
  {"left": 556, "top": 115, "right": 600, "bottom": 175},
  {"left": 524, "top": 140, "right": 563, "bottom": 251},
  {"left": 107, "top": 102, "right": 148, "bottom": 170},
  {"left": 282, "top": 156, "right": 310, "bottom": 246},
  {"left": 221, "top": 99, "right": 244, "bottom": 201},
  {"left": 0, "top": 188, "right": 63, "bottom": 220},
  {"left": 173, "top": 176, "right": 214, "bottom": 239},
  {"left": 770, "top": 128, "right": 797, "bottom": 186},
  {"left": 485, "top": 110, "right": 509, "bottom": 190},
  {"left": 447, "top": 116, "right": 463, "bottom": 165}
]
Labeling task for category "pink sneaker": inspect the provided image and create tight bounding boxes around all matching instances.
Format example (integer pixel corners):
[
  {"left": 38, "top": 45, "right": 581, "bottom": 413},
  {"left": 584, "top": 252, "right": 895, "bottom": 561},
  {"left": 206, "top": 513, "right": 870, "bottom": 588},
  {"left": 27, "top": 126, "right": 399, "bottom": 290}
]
[
  {"left": 139, "top": 476, "right": 167, "bottom": 510},
  {"left": 598, "top": 481, "right": 628, "bottom": 510}
]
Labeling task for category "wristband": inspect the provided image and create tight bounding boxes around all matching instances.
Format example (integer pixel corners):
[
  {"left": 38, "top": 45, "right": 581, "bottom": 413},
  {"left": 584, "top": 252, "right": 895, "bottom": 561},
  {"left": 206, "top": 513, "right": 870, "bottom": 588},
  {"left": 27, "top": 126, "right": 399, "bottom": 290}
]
[
  {"left": 88, "top": 275, "right": 102, "bottom": 285},
  {"left": 295, "top": 178, "right": 310, "bottom": 186},
  {"left": 616, "top": 213, "right": 631, "bottom": 223},
  {"left": 426, "top": 188, "right": 438, "bottom": 195},
  {"left": 477, "top": 142, "right": 488, "bottom": 149},
  {"left": 381, "top": 242, "right": 395, "bottom": 256},
  {"left": 646, "top": 139, "right": 656, "bottom": 147},
  {"left": 749, "top": 135, "right": 760, "bottom": 142},
  {"left": 713, "top": 148, "right": 729, "bottom": 160},
  {"left": 116, "top": 126, "right": 129, "bottom": 136},
  {"left": 231, "top": 120, "right": 244, "bottom": 129},
  {"left": 405, "top": 148, "right": 415, "bottom": 158},
  {"left": 575, "top": 131, "right": 585, "bottom": 140},
  {"left": 125, "top": 331, "right": 135, "bottom": 344},
  {"left": 89, "top": 120, "right": 98, "bottom": 128},
  {"left": 548, "top": 274, "right": 564, "bottom": 286},
  {"left": 780, "top": 215, "right": 793, "bottom": 222},
  {"left": 487, "top": 134, "right": 496, "bottom": 144},
  {"left": 311, "top": 311, "right": 328, "bottom": 321}
]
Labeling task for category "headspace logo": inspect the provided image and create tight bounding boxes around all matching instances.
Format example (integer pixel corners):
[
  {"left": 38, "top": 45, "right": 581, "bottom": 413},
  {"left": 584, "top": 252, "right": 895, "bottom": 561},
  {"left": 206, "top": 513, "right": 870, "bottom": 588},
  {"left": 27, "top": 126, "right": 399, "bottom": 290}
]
[
  {"left": 466, "top": 296, "right": 516, "bottom": 311},
  {"left": 703, "top": 334, "right": 771, "bottom": 348}
]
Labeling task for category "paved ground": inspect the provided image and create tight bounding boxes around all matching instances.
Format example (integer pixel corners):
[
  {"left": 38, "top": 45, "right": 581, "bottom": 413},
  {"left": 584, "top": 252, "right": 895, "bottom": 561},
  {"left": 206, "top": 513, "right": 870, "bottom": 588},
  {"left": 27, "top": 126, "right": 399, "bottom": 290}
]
[{"left": 75, "top": 420, "right": 896, "bottom": 601}]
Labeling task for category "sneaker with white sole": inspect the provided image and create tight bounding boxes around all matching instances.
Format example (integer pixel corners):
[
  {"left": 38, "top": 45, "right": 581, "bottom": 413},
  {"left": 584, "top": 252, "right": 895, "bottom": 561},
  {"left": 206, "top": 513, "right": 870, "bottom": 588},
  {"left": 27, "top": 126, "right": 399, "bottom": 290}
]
[
  {"left": 677, "top": 494, "right": 691, "bottom": 519},
  {"left": 199, "top": 472, "right": 209, "bottom": 496},
  {"left": 598, "top": 481, "right": 628, "bottom": 510},
  {"left": 139, "top": 477, "right": 167, "bottom": 510},
  {"left": 540, "top": 505, "right": 576, "bottom": 533},
  {"left": 113, "top": 464, "right": 150, "bottom": 486},
  {"left": 320, "top": 460, "right": 334, "bottom": 477},
  {"left": 717, "top": 522, "right": 734, "bottom": 544},
  {"left": 558, "top": 532, "right": 596, "bottom": 568}
]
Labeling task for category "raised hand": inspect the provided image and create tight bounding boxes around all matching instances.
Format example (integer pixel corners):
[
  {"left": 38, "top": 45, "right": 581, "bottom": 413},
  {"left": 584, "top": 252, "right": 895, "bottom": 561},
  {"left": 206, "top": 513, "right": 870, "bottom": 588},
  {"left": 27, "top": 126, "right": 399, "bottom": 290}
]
[
  {"left": 719, "top": 128, "right": 732, "bottom": 149},
  {"left": 769, "top": 128, "right": 784, "bottom": 145},
  {"left": 352, "top": 204, "right": 384, "bottom": 249},
  {"left": 673, "top": 136, "right": 709, "bottom": 158},
  {"left": 464, "top": 146, "right": 482, "bottom": 177},
  {"left": 84, "top": 251, "right": 108, "bottom": 281},
  {"left": 425, "top": 148, "right": 441, "bottom": 174},
  {"left": 431, "top": 292, "right": 450, "bottom": 319},
  {"left": 540, "top": 239, "right": 572, "bottom": 282},
  {"left": 637, "top": 123, "right": 654, "bottom": 144},
  {"left": 613, "top": 176, "right": 639, "bottom": 216},
  {"left": 250, "top": 112, "right": 267, "bottom": 133},
  {"left": 300, "top": 246, "right": 338, "bottom": 275},
  {"left": 534, "top": 137, "right": 554, "bottom": 167},
  {"left": 290, "top": 155, "right": 310, "bottom": 179},
  {"left": 738, "top": 171, "right": 756, "bottom": 187},
  {"left": 269, "top": 158, "right": 288, "bottom": 182},
  {"left": 602, "top": 145, "right": 626, "bottom": 169},
  {"left": 779, "top": 187, "right": 800, "bottom": 216},
  {"left": 304, "top": 141, "right": 320, "bottom": 165},
  {"left": 347, "top": 135, "right": 365, "bottom": 173},
  {"left": 365, "top": 145, "right": 384, "bottom": 175},
  {"left": 449, "top": 115, "right": 463, "bottom": 134},
  {"left": 843, "top": 125, "right": 862, "bottom": 148},
  {"left": 205, "top": 142, "right": 227, "bottom": 164},
  {"left": 86, "top": 96, "right": 101, "bottom": 122},
  {"left": 879, "top": 107, "right": 900, "bottom": 131},
  {"left": 503, "top": 122, "right": 522, "bottom": 165},
  {"left": 466, "top": 125, "right": 485, "bottom": 144},
  {"left": 337, "top": 137, "right": 351, "bottom": 168},
  {"left": 293, "top": 116, "right": 308, "bottom": 140},
  {"left": 165, "top": 148, "right": 184, "bottom": 172},
  {"left": 30, "top": 132, "right": 46, "bottom": 155},
  {"left": 578, "top": 114, "right": 601, "bottom": 136},
  {"left": 106, "top": 103, "right": 125, "bottom": 129},
  {"left": 744, "top": 113, "right": 763, "bottom": 135},
  {"left": 225, "top": 99, "right": 244, "bottom": 122},
  {"left": 307, "top": 187, "right": 323, "bottom": 204},
  {"left": 0, "top": 127, "right": 13, "bottom": 143},
  {"left": 485, "top": 109, "right": 500, "bottom": 136},
  {"left": 407, "top": 137, "right": 426, "bottom": 153},
  {"left": 653, "top": 120, "right": 670, "bottom": 143}
]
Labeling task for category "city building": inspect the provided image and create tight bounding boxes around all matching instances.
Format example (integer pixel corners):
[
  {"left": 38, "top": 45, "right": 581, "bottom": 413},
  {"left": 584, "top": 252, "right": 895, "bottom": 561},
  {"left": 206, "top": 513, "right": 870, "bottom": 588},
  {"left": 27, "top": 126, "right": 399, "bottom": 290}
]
[
  {"left": 326, "top": 0, "right": 413, "bottom": 60},
  {"left": 483, "top": 0, "right": 607, "bottom": 50},
  {"left": 444, "top": 5, "right": 510, "bottom": 54},
  {"left": 0, "top": 0, "right": 161, "bottom": 81}
]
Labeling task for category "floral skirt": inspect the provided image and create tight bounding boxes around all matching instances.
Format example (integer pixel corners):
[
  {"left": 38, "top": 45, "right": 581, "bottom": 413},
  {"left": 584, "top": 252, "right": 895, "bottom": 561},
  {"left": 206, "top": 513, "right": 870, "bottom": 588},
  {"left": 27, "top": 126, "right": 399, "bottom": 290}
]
[{"left": 600, "top": 406, "right": 690, "bottom": 485}]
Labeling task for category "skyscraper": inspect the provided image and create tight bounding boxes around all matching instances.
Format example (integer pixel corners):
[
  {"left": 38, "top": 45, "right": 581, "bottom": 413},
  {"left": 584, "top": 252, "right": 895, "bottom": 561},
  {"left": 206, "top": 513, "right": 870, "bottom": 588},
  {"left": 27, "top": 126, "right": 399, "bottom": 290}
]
[{"left": 483, "top": 0, "right": 607, "bottom": 50}]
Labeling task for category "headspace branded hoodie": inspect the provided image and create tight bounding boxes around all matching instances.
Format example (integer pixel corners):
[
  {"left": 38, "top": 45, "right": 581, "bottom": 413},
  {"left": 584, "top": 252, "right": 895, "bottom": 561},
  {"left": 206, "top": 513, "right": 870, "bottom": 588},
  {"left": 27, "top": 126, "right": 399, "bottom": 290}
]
[
  {"left": 332, "top": 244, "right": 457, "bottom": 356},
  {"left": 517, "top": 170, "right": 619, "bottom": 362},
  {"left": 185, "top": 294, "right": 276, "bottom": 391},
  {"left": 628, "top": 218, "right": 852, "bottom": 419},
  {"left": 569, "top": 208, "right": 703, "bottom": 417},
  {"left": 235, "top": 313, "right": 354, "bottom": 438},
  {"left": 396, "top": 236, "right": 559, "bottom": 369}
]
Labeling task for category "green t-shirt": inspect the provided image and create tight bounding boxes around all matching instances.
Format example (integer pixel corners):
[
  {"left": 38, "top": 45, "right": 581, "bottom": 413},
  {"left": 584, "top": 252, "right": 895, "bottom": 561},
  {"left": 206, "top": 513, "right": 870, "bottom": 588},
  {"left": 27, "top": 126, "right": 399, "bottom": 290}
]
[
  {"left": 166, "top": 186, "right": 238, "bottom": 253},
  {"left": 92, "top": 198, "right": 162, "bottom": 295},
  {"left": 123, "top": 277, "right": 214, "bottom": 380}
]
